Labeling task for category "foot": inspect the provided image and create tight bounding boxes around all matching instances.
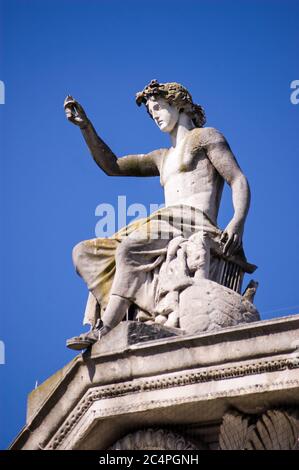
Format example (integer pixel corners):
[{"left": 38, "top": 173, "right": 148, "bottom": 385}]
[
  {"left": 66, "top": 325, "right": 111, "bottom": 350},
  {"left": 66, "top": 328, "right": 99, "bottom": 350}
]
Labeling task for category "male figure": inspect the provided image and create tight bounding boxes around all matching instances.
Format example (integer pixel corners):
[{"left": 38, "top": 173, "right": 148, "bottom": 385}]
[{"left": 64, "top": 80, "right": 253, "bottom": 349}]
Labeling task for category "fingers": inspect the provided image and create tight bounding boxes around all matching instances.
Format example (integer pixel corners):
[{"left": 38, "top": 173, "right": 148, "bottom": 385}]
[
  {"left": 220, "top": 230, "right": 228, "bottom": 243},
  {"left": 65, "top": 105, "right": 74, "bottom": 117},
  {"left": 224, "top": 234, "right": 242, "bottom": 257},
  {"left": 65, "top": 107, "right": 78, "bottom": 124},
  {"left": 64, "top": 95, "right": 82, "bottom": 125},
  {"left": 64, "top": 95, "right": 75, "bottom": 109},
  {"left": 234, "top": 237, "right": 242, "bottom": 252},
  {"left": 64, "top": 96, "right": 81, "bottom": 116},
  {"left": 74, "top": 101, "right": 85, "bottom": 115},
  {"left": 227, "top": 234, "right": 238, "bottom": 256},
  {"left": 223, "top": 233, "right": 234, "bottom": 256},
  {"left": 64, "top": 96, "right": 84, "bottom": 114}
]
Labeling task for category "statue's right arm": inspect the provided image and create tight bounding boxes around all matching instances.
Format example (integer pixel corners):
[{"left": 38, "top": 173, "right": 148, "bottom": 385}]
[
  {"left": 64, "top": 96, "right": 165, "bottom": 177},
  {"left": 81, "top": 121, "right": 165, "bottom": 177}
]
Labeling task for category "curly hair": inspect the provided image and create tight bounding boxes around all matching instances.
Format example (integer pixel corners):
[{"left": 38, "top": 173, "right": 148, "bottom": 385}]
[{"left": 135, "top": 79, "right": 206, "bottom": 128}]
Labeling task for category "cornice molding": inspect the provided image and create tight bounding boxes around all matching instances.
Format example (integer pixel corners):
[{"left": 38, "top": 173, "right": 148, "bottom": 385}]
[{"left": 47, "top": 355, "right": 299, "bottom": 449}]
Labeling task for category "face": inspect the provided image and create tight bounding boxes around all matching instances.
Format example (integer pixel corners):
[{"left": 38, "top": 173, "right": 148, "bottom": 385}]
[{"left": 146, "top": 96, "right": 180, "bottom": 133}]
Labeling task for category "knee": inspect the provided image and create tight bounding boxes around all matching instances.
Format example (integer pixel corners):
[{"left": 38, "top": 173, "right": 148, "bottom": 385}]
[{"left": 72, "top": 241, "right": 86, "bottom": 271}]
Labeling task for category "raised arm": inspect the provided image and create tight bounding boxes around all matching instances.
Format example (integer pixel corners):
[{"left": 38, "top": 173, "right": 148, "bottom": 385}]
[
  {"left": 203, "top": 127, "right": 251, "bottom": 256},
  {"left": 64, "top": 96, "right": 165, "bottom": 176}
]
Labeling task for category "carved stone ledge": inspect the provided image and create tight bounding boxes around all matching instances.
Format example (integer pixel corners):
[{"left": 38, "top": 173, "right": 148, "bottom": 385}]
[
  {"left": 10, "top": 314, "right": 299, "bottom": 450},
  {"left": 47, "top": 355, "right": 299, "bottom": 450}
]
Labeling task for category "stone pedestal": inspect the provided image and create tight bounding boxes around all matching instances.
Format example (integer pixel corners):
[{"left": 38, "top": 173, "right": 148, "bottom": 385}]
[{"left": 11, "top": 315, "right": 299, "bottom": 450}]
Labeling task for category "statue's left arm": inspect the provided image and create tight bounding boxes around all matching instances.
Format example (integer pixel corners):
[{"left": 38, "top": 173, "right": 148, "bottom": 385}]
[{"left": 203, "top": 127, "right": 250, "bottom": 257}]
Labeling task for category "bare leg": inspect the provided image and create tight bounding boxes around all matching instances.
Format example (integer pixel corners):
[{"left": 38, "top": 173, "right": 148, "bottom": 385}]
[
  {"left": 66, "top": 294, "right": 132, "bottom": 349},
  {"left": 101, "top": 294, "right": 132, "bottom": 330}
]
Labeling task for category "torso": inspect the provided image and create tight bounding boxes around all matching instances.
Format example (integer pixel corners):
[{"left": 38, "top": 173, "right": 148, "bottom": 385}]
[{"left": 159, "top": 127, "right": 224, "bottom": 225}]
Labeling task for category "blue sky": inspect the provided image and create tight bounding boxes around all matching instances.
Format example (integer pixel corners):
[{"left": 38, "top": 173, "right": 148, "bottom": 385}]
[{"left": 0, "top": 0, "right": 299, "bottom": 449}]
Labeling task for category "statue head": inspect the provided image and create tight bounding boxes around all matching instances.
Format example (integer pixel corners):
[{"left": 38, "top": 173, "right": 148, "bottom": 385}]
[{"left": 136, "top": 80, "right": 206, "bottom": 132}]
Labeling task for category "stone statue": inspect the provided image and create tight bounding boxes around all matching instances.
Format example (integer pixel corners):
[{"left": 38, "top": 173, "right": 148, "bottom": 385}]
[{"left": 64, "top": 80, "right": 259, "bottom": 350}]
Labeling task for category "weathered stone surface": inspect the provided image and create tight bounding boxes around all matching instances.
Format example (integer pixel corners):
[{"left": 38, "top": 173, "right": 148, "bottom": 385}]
[
  {"left": 109, "top": 428, "right": 201, "bottom": 450},
  {"left": 65, "top": 79, "right": 257, "bottom": 341},
  {"left": 219, "top": 408, "right": 299, "bottom": 450},
  {"left": 10, "top": 314, "right": 299, "bottom": 450},
  {"left": 179, "top": 280, "right": 260, "bottom": 334},
  {"left": 127, "top": 322, "right": 183, "bottom": 345}
]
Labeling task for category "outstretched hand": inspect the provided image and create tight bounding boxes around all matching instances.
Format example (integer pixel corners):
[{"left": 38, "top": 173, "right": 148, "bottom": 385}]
[
  {"left": 220, "top": 220, "right": 243, "bottom": 257},
  {"left": 64, "top": 95, "right": 89, "bottom": 129}
]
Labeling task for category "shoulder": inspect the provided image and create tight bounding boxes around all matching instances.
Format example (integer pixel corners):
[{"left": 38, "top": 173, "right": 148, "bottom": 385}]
[
  {"left": 183, "top": 128, "right": 226, "bottom": 155},
  {"left": 198, "top": 127, "right": 227, "bottom": 146}
]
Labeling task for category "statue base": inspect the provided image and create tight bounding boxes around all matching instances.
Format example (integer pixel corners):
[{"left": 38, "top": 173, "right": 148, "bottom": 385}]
[{"left": 10, "top": 316, "right": 299, "bottom": 450}]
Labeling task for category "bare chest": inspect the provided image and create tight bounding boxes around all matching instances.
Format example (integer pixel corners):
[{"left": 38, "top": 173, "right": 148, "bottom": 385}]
[{"left": 160, "top": 139, "right": 211, "bottom": 187}]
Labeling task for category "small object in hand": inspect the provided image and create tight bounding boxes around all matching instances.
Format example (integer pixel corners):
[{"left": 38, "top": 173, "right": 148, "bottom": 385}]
[{"left": 64, "top": 95, "right": 77, "bottom": 114}]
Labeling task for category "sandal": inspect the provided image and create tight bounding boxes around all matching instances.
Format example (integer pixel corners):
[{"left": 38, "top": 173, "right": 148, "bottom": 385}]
[
  {"left": 66, "top": 325, "right": 111, "bottom": 350},
  {"left": 66, "top": 329, "right": 99, "bottom": 350}
]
